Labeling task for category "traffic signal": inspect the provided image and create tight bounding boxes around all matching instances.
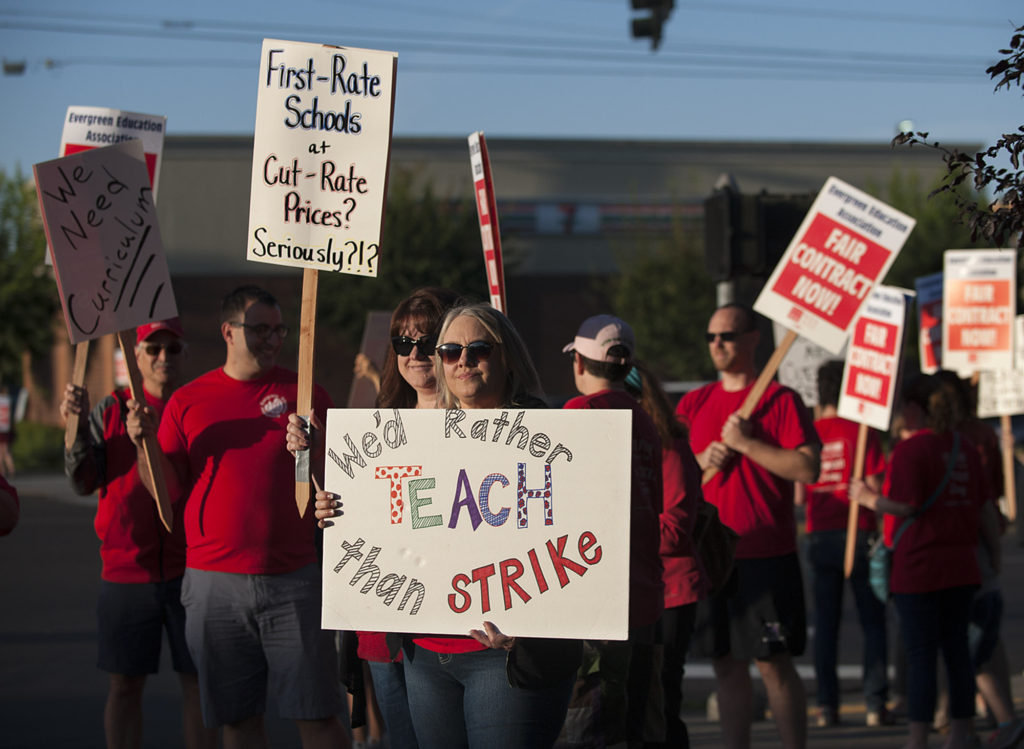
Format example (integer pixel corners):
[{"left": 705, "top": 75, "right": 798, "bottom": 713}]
[{"left": 630, "top": 0, "right": 674, "bottom": 50}]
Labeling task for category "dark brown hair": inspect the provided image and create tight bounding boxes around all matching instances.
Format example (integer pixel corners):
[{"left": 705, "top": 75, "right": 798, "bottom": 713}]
[{"left": 624, "top": 359, "right": 685, "bottom": 447}]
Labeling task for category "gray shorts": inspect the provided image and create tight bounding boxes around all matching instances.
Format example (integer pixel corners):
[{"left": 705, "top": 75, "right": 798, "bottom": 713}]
[{"left": 181, "top": 564, "right": 343, "bottom": 726}]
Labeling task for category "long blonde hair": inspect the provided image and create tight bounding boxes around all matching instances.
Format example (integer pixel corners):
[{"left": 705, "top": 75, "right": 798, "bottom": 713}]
[{"left": 433, "top": 304, "right": 543, "bottom": 409}]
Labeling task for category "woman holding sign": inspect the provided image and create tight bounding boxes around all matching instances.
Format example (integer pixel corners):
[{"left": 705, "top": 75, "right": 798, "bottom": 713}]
[
  {"left": 399, "top": 304, "right": 578, "bottom": 748},
  {"left": 850, "top": 374, "right": 997, "bottom": 749}
]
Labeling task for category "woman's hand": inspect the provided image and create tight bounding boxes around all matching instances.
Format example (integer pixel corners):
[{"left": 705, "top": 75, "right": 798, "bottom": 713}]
[
  {"left": 286, "top": 411, "right": 324, "bottom": 456},
  {"left": 848, "top": 478, "right": 878, "bottom": 511},
  {"left": 469, "top": 620, "right": 516, "bottom": 651},
  {"left": 314, "top": 489, "right": 343, "bottom": 529}
]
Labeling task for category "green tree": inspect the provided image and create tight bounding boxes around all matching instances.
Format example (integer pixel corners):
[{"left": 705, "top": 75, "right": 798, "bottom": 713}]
[
  {"left": 0, "top": 168, "right": 58, "bottom": 385},
  {"left": 316, "top": 167, "right": 489, "bottom": 346},
  {"left": 607, "top": 218, "right": 716, "bottom": 382}
]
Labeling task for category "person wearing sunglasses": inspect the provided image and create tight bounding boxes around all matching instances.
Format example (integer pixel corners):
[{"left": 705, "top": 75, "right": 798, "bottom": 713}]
[
  {"left": 675, "top": 303, "right": 820, "bottom": 749},
  {"left": 126, "top": 286, "right": 348, "bottom": 748},
  {"left": 59, "top": 317, "right": 217, "bottom": 749}
]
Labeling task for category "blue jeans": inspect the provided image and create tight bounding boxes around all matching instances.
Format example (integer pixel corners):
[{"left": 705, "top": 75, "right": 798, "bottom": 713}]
[
  {"left": 893, "top": 585, "right": 977, "bottom": 723},
  {"left": 367, "top": 660, "right": 419, "bottom": 749},
  {"left": 404, "top": 644, "right": 573, "bottom": 749},
  {"left": 806, "top": 530, "right": 888, "bottom": 712}
]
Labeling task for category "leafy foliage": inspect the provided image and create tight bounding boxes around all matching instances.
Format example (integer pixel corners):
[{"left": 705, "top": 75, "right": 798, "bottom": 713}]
[
  {"left": 316, "top": 168, "right": 489, "bottom": 345},
  {"left": 893, "top": 24, "right": 1024, "bottom": 248},
  {"left": 0, "top": 169, "right": 59, "bottom": 385}
]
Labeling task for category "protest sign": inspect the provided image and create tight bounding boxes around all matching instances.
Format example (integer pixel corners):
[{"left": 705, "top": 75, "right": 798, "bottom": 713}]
[
  {"left": 773, "top": 321, "right": 845, "bottom": 409},
  {"left": 59, "top": 106, "right": 167, "bottom": 195},
  {"left": 753, "top": 177, "right": 915, "bottom": 354},
  {"left": 942, "top": 249, "right": 1017, "bottom": 373},
  {"left": 977, "top": 316, "right": 1024, "bottom": 419},
  {"left": 247, "top": 39, "right": 397, "bottom": 277},
  {"left": 35, "top": 139, "right": 177, "bottom": 344},
  {"left": 915, "top": 271, "right": 944, "bottom": 374},
  {"left": 468, "top": 132, "right": 507, "bottom": 313},
  {"left": 837, "top": 286, "right": 909, "bottom": 432},
  {"left": 321, "top": 408, "right": 631, "bottom": 640}
]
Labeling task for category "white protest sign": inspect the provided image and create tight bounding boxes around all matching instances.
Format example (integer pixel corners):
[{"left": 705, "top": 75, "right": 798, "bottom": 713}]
[
  {"left": 753, "top": 177, "right": 915, "bottom": 354},
  {"left": 915, "top": 271, "right": 944, "bottom": 374},
  {"left": 322, "top": 408, "right": 631, "bottom": 640},
  {"left": 773, "top": 321, "right": 846, "bottom": 408},
  {"left": 247, "top": 39, "right": 397, "bottom": 277},
  {"left": 977, "top": 315, "right": 1024, "bottom": 418},
  {"left": 34, "top": 139, "right": 177, "bottom": 344},
  {"left": 60, "top": 106, "right": 167, "bottom": 194},
  {"left": 837, "top": 285, "right": 909, "bottom": 431},
  {"left": 942, "top": 249, "right": 1017, "bottom": 373}
]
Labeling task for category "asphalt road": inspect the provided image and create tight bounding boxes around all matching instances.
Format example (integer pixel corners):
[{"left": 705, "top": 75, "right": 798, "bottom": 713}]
[{"left": 3, "top": 473, "right": 1023, "bottom": 748}]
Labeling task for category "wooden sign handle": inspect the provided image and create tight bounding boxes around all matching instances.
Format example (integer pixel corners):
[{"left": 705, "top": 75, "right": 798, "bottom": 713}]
[
  {"left": 843, "top": 422, "right": 869, "bottom": 578},
  {"left": 1002, "top": 414, "right": 1017, "bottom": 523},
  {"left": 702, "top": 329, "right": 799, "bottom": 485},
  {"left": 116, "top": 330, "right": 173, "bottom": 533},
  {"left": 295, "top": 268, "right": 318, "bottom": 518},
  {"left": 64, "top": 340, "right": 90, "bottom": 451}
]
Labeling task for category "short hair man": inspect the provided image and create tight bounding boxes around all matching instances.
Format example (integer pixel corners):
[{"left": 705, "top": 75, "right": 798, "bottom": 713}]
[
  {"left": 60, "top": 318, "right": 216, "bottom": 749},
  {"left": 803, "top": 359, "right": 889, "bottom": 727},
  {"left": 562, "top": 314, "right": 665, "bottom": 745},
  {"left": 675, "top": 303, "right": 820, "bottom": 749},
  {"left": 127, "top": 286, "right": 347, "bottom": 748}
]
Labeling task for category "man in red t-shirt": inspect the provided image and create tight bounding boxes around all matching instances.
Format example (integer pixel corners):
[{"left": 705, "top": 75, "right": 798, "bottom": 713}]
[
  {"left": 127, "top": 287, "right": 347, "bottom": 748},
  {"left": 562, "top": 314, "right": 664, "bottom": 745},
  {"left": 61, "top": 318, "right": 215, "bottom": 749},
  {"left": 676, "top": 303, "right": 820, "bottom": 749},
  {"left": 802, "top": 359, "right": 889, "bottom": 728}
]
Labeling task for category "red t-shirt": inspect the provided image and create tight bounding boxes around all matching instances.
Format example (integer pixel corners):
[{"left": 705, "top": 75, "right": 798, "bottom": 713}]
[
  {"left": 676, "top": 380, "right": 819, "bottom": 559},
  {"left": 158, "top": 366, "right": 331, "bottom": 574},
  {"left": 883, "top": 429, "right": 983, "bottom": 594},
  {"left": 564, "top": 389, "right": 665, "bottom": 628},
  {"left": 660, "top": 437, "right": 707, "bottom": 608},
  {"left": 805, "top": 416, "right": 885, "bottom": 533}
]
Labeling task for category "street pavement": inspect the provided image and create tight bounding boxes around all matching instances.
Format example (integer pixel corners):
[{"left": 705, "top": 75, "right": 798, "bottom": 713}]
[{"left": 2, "top": 473, "right": 1023, "bottom": 748}]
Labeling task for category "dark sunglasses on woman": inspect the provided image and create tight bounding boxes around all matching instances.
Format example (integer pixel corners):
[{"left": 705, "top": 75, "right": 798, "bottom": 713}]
[
  {"left": 391, "top": 335, "right": 437, "bottom": 357},
  {"left": 435, "top": 341, "right": 494, "bottom": 364}
]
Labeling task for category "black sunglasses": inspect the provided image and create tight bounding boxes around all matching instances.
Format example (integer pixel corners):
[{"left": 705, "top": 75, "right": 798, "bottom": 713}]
[
  {"left": 229, "top": 322, "right": 289, "bottom": 340},
  {"left": 142, "top": 342, "right": 184, "bottom": 356},
  {"left": 435, "top": 341, "right": 495, "bottom": 364},
  {"left": 391, "top": 335, "right": 437, "bottom": 357},
  {"left": 704, "top": 330, "right": 750, "bottom": 343}
]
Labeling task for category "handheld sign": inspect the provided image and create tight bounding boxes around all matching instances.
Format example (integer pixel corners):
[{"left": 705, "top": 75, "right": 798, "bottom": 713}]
[
  {"left": 836, "top": 286, "right": 910, "bottom": 575},
  {"left": 915, "top": 272, "right": 944, "bottom": 374},
  {"left": 56, "top": 106, "right": 167, "bottom": 446},
  {"left": 753, "top": 177, "right": 914, "bottom": 355},
  {"left": 34, "top": 139, "right": 177, "bottom": 531},
  {"left": 942, "top": 249, "right": 1017, "bottom": 373},
  {"left": 977, "top": 315, "right": 1024, "bottom": 522},
  {"left": 248, "top": 39, "right": 397, "bottom": 516},
  {"left": 468, "top": 132, "right": 508, "bottom": 313},
  {"left": 247, "top": 39, "right": 397, "bottom": 277},
  {"left": 774, "top": 321, "right": 846, "bottom": 409},
  {"left": 321, "top": 408, "right": 631, "bottom": 640}
]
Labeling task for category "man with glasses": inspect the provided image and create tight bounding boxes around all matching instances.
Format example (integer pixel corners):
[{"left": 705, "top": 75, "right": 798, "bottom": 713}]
[
  {"left": 675, "top": 303, "right": 820, "bottom": 749},
  {"left": 60, "top": 317, "right": 216, "bottom": 749},
  {"left": 126, "top": 286, "right": 347, "bottom": 749}
]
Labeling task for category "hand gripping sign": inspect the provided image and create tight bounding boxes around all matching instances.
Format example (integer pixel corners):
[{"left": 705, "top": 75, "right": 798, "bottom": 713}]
[
  {"left": 34, "top": 139, "right": 177, "bottom": 532},
  {"left": 321, "top": 408, "right": 631, "bottom": 640}
]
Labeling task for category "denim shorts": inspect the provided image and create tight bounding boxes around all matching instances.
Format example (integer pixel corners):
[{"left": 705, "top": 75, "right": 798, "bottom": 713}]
[
  {"left": 97, "top": 576, "right": 196, "bottom": 676},
  {"left": 181, "top": 564, "right": 343, "bottom": 726}
]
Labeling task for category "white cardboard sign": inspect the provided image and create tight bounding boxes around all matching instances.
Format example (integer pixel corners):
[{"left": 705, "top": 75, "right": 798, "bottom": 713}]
[
  {"left": 247, "top": 39, "right": 397, "bottom": 277},
  {"left": 837, "top": 285, "right": 908, "bottom": 431},
  {"left": 977, "top": 316, "right": 1024, "bottom": 418},
  {"left": 915, "top": 271, "right": 944, "bottom": 374},
  {"left": 773, "top": 321, "right": 846, "bottom": 408},
  {"left": 34, "top": 139, "right": 177, "bottom": 344},
  {"left": 753, "top": 177, "right": 915, "bottom": 354},
  {"left": 321, "top": 408, "right": 631, "bottom": 640},
  {"left": 942, "top": 249, "right": 1017, "bottom": 373},
  {"left": 59, "top": 106, "right": 167, "bottom": 195}
]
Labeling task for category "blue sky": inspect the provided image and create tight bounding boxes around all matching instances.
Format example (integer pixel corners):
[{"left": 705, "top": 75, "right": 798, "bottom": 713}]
[{"left": 0, "top": 0, "right": 1021, "bottom": 174}]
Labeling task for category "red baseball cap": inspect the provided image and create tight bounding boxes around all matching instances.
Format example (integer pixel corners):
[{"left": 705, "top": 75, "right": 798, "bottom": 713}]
[{"left": 136, "top": 317, "right": 185, "bottom": 344}]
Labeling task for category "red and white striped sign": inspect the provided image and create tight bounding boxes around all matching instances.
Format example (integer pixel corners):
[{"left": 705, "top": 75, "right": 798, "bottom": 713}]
[{"left": 468, "top": 132, "right": 507, "bottom": 314}]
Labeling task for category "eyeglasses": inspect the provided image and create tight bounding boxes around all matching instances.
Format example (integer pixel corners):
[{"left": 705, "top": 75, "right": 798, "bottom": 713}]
[
  {"left": 391, "top": 335, "right": 437, "bottom": 357},
  {"left": 141, "top": 342, "right": 184, "bottom": 356},
  {"left": 435, "top": 341, "right": 495, "bottom": 364},
  {"left": 704, "top": 330, "right": 750, "bottom": 343},
  {"left": 229, "top": 322, "right": 289, "bottom": 339}
]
